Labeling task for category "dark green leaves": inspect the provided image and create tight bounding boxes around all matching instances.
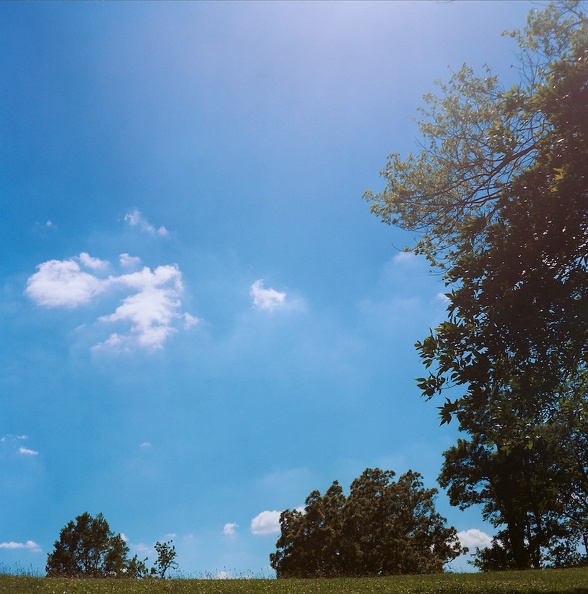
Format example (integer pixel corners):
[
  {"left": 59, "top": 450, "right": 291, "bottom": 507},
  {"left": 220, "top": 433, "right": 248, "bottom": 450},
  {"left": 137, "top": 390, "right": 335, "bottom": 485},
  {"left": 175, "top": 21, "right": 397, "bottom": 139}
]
[{"left": 270, "top": 468, "right": 464, "bottom": 578}]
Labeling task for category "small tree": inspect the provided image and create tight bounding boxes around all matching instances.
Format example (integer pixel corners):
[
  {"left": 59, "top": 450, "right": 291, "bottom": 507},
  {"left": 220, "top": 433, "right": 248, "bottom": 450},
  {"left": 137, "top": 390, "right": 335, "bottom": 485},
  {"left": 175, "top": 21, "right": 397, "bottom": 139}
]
[
  {"left": 153, "top": 540, "right": 178, "bottom": 578},
  {"left": 46, "top": 512, "right": 130, "bottom": 578}
]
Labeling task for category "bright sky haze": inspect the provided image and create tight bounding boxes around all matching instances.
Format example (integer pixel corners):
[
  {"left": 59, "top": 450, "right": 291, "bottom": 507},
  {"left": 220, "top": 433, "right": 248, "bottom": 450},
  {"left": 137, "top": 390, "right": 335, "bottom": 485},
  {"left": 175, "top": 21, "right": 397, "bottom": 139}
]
[{"left": 1, "top": 0, "right": 535, "bottom": 576}]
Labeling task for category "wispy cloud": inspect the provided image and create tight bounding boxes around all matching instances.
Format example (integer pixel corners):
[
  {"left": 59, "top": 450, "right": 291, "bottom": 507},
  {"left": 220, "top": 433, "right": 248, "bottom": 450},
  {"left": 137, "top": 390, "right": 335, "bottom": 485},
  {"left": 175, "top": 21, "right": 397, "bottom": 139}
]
[
  {"left": 223, "top": 523, "right": 238, "bottom": 538},
  {"left": 124, "top": 209, "right": 168, "bottom": 237},
  {"left": 1, "top": 434, "right": 27, "bottom": 443},
  {"left": 18, "top": 446, "right": 39, "bottom": 456},
  {"left": 2, "top": 435, "right": 39, "bottom": 456},
  {"left": 26, "top": 254, "right": 197, "bottom": 351},
  {"left": 250, "top": 510, "right": 281, "bottom": 535},
  {"left": 0, "top": 541, "right": 41, "bottom": 553},
  {"left": 392, "top": 250, "right": 417, "bottom": 264},
  {"left": 457, "top": 529, "right": 493, "bottom": 550},
  {"left": 250, "top": 280, "right": 286, "bottom": 310}
]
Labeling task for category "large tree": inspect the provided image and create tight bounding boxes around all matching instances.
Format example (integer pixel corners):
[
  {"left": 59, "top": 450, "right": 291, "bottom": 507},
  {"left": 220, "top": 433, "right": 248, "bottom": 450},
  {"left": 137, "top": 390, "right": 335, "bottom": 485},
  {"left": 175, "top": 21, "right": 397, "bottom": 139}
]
[
  {"left": 365, "top": 1, "right": 588, "bottom": 569},
  {"left": 270, "top": 468, "right": 463, "bottom": 578}
]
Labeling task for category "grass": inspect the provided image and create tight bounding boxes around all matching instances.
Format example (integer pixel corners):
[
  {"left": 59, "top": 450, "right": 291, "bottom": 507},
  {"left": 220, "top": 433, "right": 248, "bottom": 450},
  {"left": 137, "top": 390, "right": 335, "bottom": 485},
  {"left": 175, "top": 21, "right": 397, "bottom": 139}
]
[{"left": 2, "top": 568, "right": 588, "bottom": 594}]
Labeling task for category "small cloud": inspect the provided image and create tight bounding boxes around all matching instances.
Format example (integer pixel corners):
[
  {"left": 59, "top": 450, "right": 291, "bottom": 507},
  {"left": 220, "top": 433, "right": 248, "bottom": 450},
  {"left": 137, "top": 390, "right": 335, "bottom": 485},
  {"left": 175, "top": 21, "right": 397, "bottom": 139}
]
[
  {"left": 78, "top": 252, "right": 109, "bottom": 271},
  {"left": 183, "top": 313, "right": 200, "bottom": 329},
  {"left": 250, "top": 280, "right": 286, "bottom": 310},
  {"left": 26, "top": 256, "right": 106, "bottom": 308},
  {"left": 223, "top": 523, "right": 238, "bottom": 538},
  {"left": 124, "top": 209, "right": 168, "bottom": 237},
  {"left": 458, "top": 529, "right": 493, "bottom": 550},
  {"left": 97, "top": 265, "right": 184, "bottom": 351},
  {"left": 0, "top": 541, "right": 41, "bottom": 553},
  {"left": 436, "top": 292, "right": 450, "bottom": 304},
  {"left": 35, "top": 220, "right": 57, "bottom": 231},
  {"left": 119, "top": 253, "right": 142, "bottom": 269},
  {"left": 392, "top": 251, "right": 417, "bottom": 264},
  {"left": 1, "top": 434, "right": 27, "bottom": 443},
  {"left": 216, "top": 571, "right": 234, "bottom": 579},
  {"left": 140, "top": 442, "right": 151, "bottom": 448},
  {"left": 18, "top": 447, "right": 39, "bottom": 456},
  {"left": 251, "top": 510, "right": 281, "bottom": 536}
]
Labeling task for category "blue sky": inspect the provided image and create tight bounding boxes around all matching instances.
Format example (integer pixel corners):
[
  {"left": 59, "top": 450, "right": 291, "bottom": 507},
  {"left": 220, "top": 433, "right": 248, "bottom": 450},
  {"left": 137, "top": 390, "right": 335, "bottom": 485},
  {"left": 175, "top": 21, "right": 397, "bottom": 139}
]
[{"left": 1, "top": 0, "right": 535, "bottom": 577}]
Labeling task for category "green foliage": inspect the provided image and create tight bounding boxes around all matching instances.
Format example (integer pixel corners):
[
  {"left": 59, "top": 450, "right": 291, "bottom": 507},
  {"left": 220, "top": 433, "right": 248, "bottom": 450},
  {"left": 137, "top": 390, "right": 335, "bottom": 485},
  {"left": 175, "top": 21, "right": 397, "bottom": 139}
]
[
  {"left": 153, "top": 540, "right": 178, "bottom": 578},
  {"left": 45, "top": 513, "right": 178, "bottom": 579},
  {"left": 45, "top": 512, "right": 131, "bottom": 578},
  {"left": 365, "top": 0, "right": 588, "bottom": 571},
  {"left": 270, "top": 468, "right": 464, "bottom": 578}
]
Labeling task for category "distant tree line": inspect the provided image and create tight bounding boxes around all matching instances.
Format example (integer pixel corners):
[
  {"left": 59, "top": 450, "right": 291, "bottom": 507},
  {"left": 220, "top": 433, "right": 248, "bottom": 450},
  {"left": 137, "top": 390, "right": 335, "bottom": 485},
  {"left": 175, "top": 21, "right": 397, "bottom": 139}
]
[
  {"left": 45, "top": 512, "right": 178, "bottom": 578},
  {"left": 270, "top": 468, "right": 464, "bottom": 578}
]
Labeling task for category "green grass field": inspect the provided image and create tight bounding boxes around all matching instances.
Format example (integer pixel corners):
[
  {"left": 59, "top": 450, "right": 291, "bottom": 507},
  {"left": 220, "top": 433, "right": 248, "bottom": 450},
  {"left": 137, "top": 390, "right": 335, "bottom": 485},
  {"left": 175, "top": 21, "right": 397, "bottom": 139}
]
[{"left": 2, "top": 568, "right": 588, "bottom": 594}]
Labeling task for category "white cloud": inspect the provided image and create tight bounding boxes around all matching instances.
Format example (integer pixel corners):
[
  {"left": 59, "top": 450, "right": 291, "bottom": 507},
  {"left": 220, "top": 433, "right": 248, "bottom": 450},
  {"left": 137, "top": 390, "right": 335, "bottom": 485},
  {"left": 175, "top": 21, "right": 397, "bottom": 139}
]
[
  {"left": 458, "top": 529, "right": 493, "bottom": 550},
  {"left": 392, "top": 251, "right": 417, "bottom": 264},
  {"left": 0, "top": 541, "right": 41, "bottom": 553},
  {"left": 223, "top": 523, "right": 238, "bottom": 538},
  {"left": 78, "top": 252, "right": 109, "bottom": 271},
  {"left": 183, "top": 312, "right": 201, "bottom": 329},
  {"left": 98, "top": 265, "right": 184, "bottom": 350},
  {"left": 251, "top": 510, "right": 281, "bottom": 535},
  {"left": 250, "top": 280, "right": 286, "bottom": 310},
  {"left": 1, "top": 434, "right": 27, "bottom": 443},
  {"left": 26, "top": 257, "right": 106, "bottom": 308},
  {"left": 140, "top": 442, "right": 152, "bottom": 448},
  {"left": 18, "top": 446, "right": 39, "bottom": 456},
  {"left": 124, "top": 209, "right": 168, "bottom": 237},
  {"left": 119, "top": 253, "right": 142, "bottom": 269},
  {"left": 27, "top": 255, "right": 197, "bottom": 351}
]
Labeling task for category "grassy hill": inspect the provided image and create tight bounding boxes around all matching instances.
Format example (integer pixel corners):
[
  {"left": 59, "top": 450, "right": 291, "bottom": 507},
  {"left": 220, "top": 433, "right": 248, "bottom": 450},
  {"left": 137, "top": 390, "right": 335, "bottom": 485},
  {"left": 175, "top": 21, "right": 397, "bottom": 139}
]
[{"left": 2, "top": 568, "right": 588, "bottom": 594}]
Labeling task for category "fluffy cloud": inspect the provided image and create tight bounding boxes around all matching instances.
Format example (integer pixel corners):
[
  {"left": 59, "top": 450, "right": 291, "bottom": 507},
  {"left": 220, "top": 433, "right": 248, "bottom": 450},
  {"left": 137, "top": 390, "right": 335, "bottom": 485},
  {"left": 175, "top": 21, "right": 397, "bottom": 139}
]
[
  {"left": 250, "top": 510, "right": 281, "bottom": 535},
  {"left": 98, "top": 265, "right": 184, "bottom": 350},
  {"left": 250, "top": 280, "right": 286, "bottom": 310},
  {"left": 0, "top": 541, "right": 41, "bottom": 553},
  {"left": 124, "top": 209, "right": 168, "bottom": 237},
  {"left": 223, "top": 523, "right": 238, "bottom": 538},
  {"left": 119, "top": 253, "right": 142, "bottom": 269},
  {"left": 27, "top": 254, "right": 197, "bottom": 351},
  {"left": 457, "top": 529, "right": 493, "bottom": 550},
  {"left": 78, "top": 252, "right": 109, "bottom": 271},
  {"left": 26, "top": 257, "right": 106, "bottom": 308}
]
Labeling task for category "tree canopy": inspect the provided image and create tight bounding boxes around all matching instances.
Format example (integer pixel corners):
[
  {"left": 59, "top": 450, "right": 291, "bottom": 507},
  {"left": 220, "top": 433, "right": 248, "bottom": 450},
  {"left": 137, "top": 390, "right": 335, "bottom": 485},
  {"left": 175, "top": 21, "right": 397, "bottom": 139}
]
[
  {"left": 46, "top": 512, "right": 132, "bottom": 578},
  {"left": 46, "top": 512, "right": 179, "bottom": 579},
  {"left": 270, "top": 468, "right": 464, "bottom": 578},
  {"left": 365, "top": 1, "right": 588, "bottom": 570}
]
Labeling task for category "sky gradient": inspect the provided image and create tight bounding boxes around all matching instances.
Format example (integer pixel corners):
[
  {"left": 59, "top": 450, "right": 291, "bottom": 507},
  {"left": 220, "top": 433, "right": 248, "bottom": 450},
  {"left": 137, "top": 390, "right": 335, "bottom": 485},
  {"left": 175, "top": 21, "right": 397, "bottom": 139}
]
[{"left": 1, "top": 0, "right": 535, "bottom": 576}]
